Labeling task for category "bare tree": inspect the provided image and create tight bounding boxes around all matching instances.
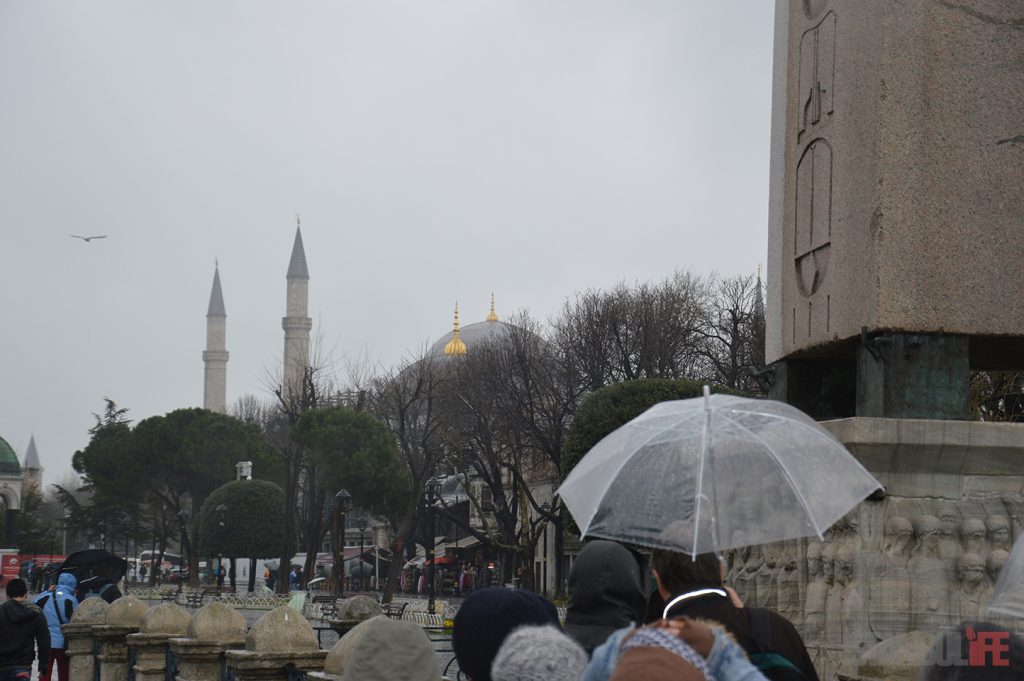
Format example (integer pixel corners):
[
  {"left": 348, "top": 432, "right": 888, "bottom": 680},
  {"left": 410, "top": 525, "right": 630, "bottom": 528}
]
[
  {"left": 696, "top": 272, "right": 766, "bottom": 394},
  {"left": 366, "top": 348, "right": 447, "bottom": 603}
]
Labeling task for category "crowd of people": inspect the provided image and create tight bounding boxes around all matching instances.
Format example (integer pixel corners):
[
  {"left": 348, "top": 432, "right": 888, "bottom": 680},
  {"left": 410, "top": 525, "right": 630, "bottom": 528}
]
[{"left": 2, "top": 539, "right": 1021, "bottom": 681}]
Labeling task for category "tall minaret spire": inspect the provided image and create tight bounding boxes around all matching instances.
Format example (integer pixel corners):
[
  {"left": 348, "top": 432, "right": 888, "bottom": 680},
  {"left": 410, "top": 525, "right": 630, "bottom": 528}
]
[
  {"left": 282, "top": 218, "right": 312, "bottom": 401},
  {"left": 22, "top": 435, "right": 42, "bottom": 490},
  {"left": 203, "top": 262, "right": 229, "bottom": 413}
]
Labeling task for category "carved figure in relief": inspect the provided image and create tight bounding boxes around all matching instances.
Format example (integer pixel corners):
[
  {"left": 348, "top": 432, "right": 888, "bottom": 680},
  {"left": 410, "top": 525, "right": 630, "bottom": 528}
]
[
  {"left": 987, "top": 515, "right": 1012, "bottom": 553},
  {"left": 951, "top": 553, "right": 987, "bottom": 623},
  {"left": 1003, "top": 497, "right": 1024, "bottom": 542},
  {"left": 979, "top": 549, "right": 1010, "bottom": 614},
  {"left": 909, "top": 515, "right": 950, "bottom": 631},
  {"left": 937, "top": 505, "right": 963, "bottom": 564},
  {"left": 960, "top": 518, "right": 989, "bottom": 559},
  {"left": 755, "top": 546, "right": 779, "bottom": 609},
  {"left": 836, "top": 546, "right": 867, "bottom": 649},
  {"left": 823, "top": 542, "right": 843, "bottom": 643},
  {"left": 743, "top": 548, "right": 765, "bottom": 605},
  {"left": 804, "top": 542, "right": 827, "bottom": 641},
  {"left": 869, "top": 516, "right": 913, "bottom": 642},
  {"left": 776, "top": 548, "right": 801, "bottom": 623},
  {"left": 732, "top": 546, "right": 753, "bottom": 603}
]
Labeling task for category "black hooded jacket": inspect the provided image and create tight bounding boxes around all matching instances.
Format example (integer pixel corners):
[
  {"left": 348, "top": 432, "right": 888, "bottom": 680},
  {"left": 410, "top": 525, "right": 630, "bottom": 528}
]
[
  {"left": 563, "top": 540, "right": 652, "bottom": 655},
  {"left": 0, "top": 598, "right": 50, "bottom": 673}
]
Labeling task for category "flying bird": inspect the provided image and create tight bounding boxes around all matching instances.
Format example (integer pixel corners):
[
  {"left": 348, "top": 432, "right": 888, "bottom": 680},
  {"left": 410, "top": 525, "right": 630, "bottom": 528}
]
[{"left": 70, "top": 234, "right": 107, "bottom": 242}]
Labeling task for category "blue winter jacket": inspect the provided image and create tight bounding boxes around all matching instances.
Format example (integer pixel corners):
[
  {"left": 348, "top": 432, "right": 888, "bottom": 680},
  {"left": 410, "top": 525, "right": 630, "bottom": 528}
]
[{"left": 33, "top": 573, "right": 78, "bottom": 649}]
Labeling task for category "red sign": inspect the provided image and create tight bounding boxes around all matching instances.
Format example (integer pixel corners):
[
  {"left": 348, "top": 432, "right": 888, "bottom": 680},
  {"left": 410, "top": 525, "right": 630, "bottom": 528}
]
[{"left": 0, "top": 553, "right": 20, "bottom": 584}]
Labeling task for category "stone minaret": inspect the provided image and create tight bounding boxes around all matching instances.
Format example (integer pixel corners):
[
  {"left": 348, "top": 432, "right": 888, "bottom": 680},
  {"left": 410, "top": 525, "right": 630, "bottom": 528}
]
[
  {"left": 203, "top": 263, "right": 229, "bottom": 413},
  {"left": 282, "top": 221, "right": 312, "bottom": 401},
  {"left": 22, "top": 435, "right": 42, "bottom": 490}
]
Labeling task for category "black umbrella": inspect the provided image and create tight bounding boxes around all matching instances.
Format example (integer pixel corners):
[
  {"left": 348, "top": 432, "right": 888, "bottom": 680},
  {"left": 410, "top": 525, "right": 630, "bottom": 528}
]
[{"left": 60, "top": 549, "right": 127, "bottom": 584}]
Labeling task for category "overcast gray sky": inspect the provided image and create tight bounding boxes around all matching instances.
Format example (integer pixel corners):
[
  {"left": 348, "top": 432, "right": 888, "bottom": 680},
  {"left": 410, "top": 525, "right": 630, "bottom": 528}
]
[{"left": 1, "top": 1, "right": 775, "bottom": 483}]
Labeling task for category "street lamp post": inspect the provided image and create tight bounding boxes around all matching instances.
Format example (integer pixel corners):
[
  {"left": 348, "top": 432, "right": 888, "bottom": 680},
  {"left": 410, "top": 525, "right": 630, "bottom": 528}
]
[
  {"left": 176, "top": 509, "right": 189, "bottom": 594},
  {"left": 333, "top": 489, "right": 352, "bottom": 597},
  {"left": 215, "top": 505, "right": 228, "bottom": 592},
  {"left": 540, "top": 501, "right": 550, "bottom": 597},
  {"left": 356, "top": 516, "right": 367, "bottom": 593},
  {"left": 426, "top": 477, "right": 442, "bottom": 615}
]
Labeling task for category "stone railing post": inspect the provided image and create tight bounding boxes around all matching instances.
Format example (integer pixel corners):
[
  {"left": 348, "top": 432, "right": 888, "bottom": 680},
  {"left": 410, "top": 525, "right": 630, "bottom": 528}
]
[
  {"left": 169, "top": 601, "right": 247, "bottom": 681},
  {"left": 93, "top": 596, "right": 148, "bottom": 681},
  {"left": 225, "top": 606, "right": 326, "bottom": 681},
  {"left": 126, "top": 603, "right": 191, "bottom": 681},
  {"left": 64, "top": 598, "right": 110, "bottom": 681}
]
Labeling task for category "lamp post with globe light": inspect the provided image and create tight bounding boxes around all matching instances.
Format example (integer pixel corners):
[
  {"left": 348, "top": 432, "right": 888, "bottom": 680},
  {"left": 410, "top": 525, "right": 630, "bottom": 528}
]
[
  {"left": 425, "top": 477, "right": 443, "bottom": 614},
  {"left": 333, "top": 489, "right": 352, "bottom": 597}
]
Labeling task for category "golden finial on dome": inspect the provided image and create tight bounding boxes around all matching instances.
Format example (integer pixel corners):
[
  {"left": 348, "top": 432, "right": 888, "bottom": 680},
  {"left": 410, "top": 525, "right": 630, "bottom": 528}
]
[
  {"left": 444, "top": 302, "right": 468, "bottom": 355},
  {"left": 486, "top": 293, "right": 499, "bottom": 322}
]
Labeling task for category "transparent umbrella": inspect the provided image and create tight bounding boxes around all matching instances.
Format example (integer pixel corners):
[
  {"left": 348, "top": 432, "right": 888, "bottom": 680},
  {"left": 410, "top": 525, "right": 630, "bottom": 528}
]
[
  {"left": 987, "top": 535, "right": 1024, "bottom": 619},
  {"left": 557, "top": 387, "right": 883, "bottom": 557}
]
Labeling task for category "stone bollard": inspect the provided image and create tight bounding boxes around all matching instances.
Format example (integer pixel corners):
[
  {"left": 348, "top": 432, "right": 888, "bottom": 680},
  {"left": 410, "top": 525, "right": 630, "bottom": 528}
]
[
  {"left": 169, "top": 601, "right": 247, "bottom": 681},
  {"left": 307, "top": 616, "right": 385, "bottom": 681},
  {"left": 225, "top": 606, "right": 327, "bottom": 681},
  {"left": 65, "top": 598, "right": 110, "bottom": 681},
  {"left": 126, "top": 603, "right": 191, "bottom": 681},
  {"left": 326, "top": 595, "right": 383, "bottom": 639},
  {"left": 92, "top": 596, "right": 148, "bottom": 681}
]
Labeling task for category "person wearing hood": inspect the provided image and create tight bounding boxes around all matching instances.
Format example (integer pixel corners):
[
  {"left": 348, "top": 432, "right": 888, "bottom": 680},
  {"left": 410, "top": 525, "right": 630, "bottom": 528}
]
[
  {"left": 0, "top": 578, "right": 50, "bottom": 681},
  {"left": 564, "top": 540, "right": 653, "bottom": 655},
  {"left": 33, "top": 573, "right": 78, "bottom": 681}
]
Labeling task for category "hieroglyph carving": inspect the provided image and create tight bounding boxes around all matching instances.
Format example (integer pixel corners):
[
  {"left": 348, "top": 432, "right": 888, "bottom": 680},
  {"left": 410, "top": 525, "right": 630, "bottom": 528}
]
[{"left": 797, "top": 12, "right": 836, "bottom": 142}]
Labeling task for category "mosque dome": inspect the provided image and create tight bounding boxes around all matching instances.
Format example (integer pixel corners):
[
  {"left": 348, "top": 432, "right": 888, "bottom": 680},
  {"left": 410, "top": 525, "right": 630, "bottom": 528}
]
[
  {"left": 428, "top": 296, "right": 517, "bottom": 360},
  {"left": 0, "top": 435, "right": 20, "bottom": 475}
]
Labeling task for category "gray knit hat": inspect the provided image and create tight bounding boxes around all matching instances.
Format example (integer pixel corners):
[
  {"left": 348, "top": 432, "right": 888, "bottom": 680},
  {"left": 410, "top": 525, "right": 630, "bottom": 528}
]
[{"left": 491, "top": 625, "right": 588, "bottom": 681}]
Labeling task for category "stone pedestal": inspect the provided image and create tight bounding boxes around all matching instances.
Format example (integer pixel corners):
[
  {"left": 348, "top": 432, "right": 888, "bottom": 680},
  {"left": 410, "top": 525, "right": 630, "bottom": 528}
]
[
  {"left": 307, "top": 616, "right": 387, "bottom": 681},
  {"left": 225, "top": 606, "right": 326, "bottom": 681},
  {"left": 169, "top": 602, "right": 247, "bottom": 681},
  {"left": 64, "top": 598, "right": 110, "bottom": 681},
  {"left": 94, "top": 597, "right": 148, "bottom": 681},
  {"left": 730, "top": 418, "right": 1024, "bottom": 680},
  {"left": 127, "top": 603, "right": 191, "bottom": 681}
]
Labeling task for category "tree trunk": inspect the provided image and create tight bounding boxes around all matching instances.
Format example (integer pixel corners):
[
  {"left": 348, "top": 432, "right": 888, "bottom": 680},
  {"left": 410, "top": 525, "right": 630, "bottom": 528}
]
[
  {"left": 248, "top": 557, "right": 257, "bottom": 592},
  {"left": 229, "top": 557, "right": 236, "bottom": 591},
  {"left": 382, "top": 502, "right": 418, "bottom": 604},
  {"left": 553, "top": 508, "right": 566, "bottom": 599}
]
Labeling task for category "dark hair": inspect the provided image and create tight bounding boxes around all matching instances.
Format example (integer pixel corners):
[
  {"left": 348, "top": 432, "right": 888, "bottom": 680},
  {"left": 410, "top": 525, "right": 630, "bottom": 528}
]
[
  {"left": 5, "top": 577, "right": 28, "bottom": 598},
  {"left": 650, "top": 549, "right": 721, "bottom": 595}
]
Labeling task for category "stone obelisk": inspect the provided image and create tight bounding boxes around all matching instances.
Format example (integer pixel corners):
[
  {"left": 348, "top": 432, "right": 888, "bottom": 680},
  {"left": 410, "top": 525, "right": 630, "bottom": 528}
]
[{"left": 763, "top": 3, "right": 1024, "bottom": 678}]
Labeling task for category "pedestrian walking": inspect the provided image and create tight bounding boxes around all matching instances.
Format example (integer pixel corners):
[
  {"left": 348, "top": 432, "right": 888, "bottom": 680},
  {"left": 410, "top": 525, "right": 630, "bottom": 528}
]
[
  {"left": 0, "top": 578, "right": 50, "bottom": 681},
  {"left": 32, "top": 574, "right": 77, "bottom": 681}
]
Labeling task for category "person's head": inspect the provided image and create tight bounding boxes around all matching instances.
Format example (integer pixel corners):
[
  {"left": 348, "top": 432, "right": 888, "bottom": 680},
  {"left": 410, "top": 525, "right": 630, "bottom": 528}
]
[
  {"left": 915, "top": 515, "right": 942, "bottom": 550},
  {"left": 939, "top": 506, "right": 960, "bottom": 536},
  {"left": 806, "top": 542, "right": 823, "bottom": 577},
  {"left": 452, "top": 588, "right": 560, "bottom": 681},
  {"left": 960, "top": 518, "right": 987, "bottom": 550},
  {"left": 987, "top": 515, "right": 1011, "bottom": 546},
  {"left": 956, "top": 553, "right": 986, "bottom": 588},
  {"left": 883, "top": 516, "right": 913, "bottom": 554},
  {"left": 57, "top": 572, "right": 77, "bottom": 591},
  {"left": 821, "top": 543, "right": 837, "bottom": 584},
  {"left": 5, "top": 577, "right": 28, "bottom": 600},
  {"left": 987, "top": 549, "right": 1010, "bottom": 582},
  {"left": 490, "top": 625, "right": 587, "bottom": 681},
  {"left": 564, "top": 540, "right": 651, "bottom": 653},
  {"left": 650, "top": 549, "right": 721, "bottom": 599},
  {"left": 835, "top": 546, "right": 855, "bottom": 586}
]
